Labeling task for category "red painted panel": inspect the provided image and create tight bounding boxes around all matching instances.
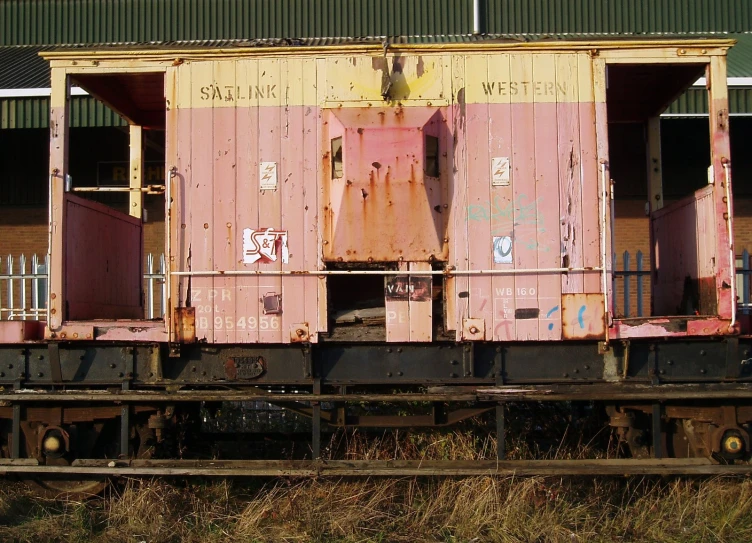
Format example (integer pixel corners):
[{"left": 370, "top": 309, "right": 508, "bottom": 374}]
[
  {"left": 386, "top": 261, "right": 410, "bottom": 342},
  {"left": 325, "top": 107, "right": 446, "bottom": 263},
  {"left": 558, "top": 102, "right": 584, "bottom": 294},
  {"left": 511, "top": 103, "right": 539, "bottom": 341},
  {"left": 652, "top": 185, "right": 717, "bottom": 316},
  {"left": 281, "top": 59, "right": 307, "bottom": 342},
  {"left": 257, "top": 61, "right": 284, "bottom": 343},
  {"left": 447, "top": 59, "right": 470, "bottom": 340},
  {"left": 579, "top": 101, "right": 601, "bottom": 293},
  {"left": 533, "top": 102, "right": 562, "bottom": 339},
  {"left": 233, "top": 61, "right": 261, "bottom": 343},
  {"left": 189, "top": 106, "right": 215, "bottom": 343},
  {"left": 212, "top": 63, "right": 238, "bottom": 344},
  {"left": 303, "top": 104, "right": 322, "bottom": 342},
  {"left": 465, "top": 98, "right": 493, "bottom": 339},
  {"left": 487, "top": 101, "right": 517, "bottom": 341},
  {"left": 0, "top": 321, "right": 44, "bottom": 342},
  {"left": 174, "top": 104, "right": 192, "bottom": 332},
  {"left": 64, "top": 194, "right": 142, "bottom": 320}
]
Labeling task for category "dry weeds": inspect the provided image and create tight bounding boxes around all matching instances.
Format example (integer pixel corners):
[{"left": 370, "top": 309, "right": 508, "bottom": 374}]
[{"left": 0, "top": 430, "right": 751, "bottom": 542}]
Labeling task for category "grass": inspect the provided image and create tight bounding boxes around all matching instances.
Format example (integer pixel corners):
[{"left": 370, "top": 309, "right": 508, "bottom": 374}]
[
  {"left": 0, "top": 414, "right": 748, "bottom": 542},
  {"left": 2, "top": 474, "right": 752, "bottom": 542}
]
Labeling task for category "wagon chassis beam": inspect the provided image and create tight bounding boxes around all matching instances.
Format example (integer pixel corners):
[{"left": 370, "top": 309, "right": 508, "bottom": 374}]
[
  {"left": 1, "top": 458, "right": 751, "bottom": 477},
  {"left": 3, "top": 382, "right": 752, "bottom": 403}
]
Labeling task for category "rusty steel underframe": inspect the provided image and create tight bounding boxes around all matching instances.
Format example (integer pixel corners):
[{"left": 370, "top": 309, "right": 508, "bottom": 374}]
[
  {"left": 1, "top": 338, "right": 751, "bottom": 388},
  {"left": 1, "top": 338, "right": 752, "bottom": 472}
]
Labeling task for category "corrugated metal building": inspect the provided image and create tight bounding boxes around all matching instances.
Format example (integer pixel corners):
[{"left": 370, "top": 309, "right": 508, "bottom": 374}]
[{"left": 0, "top": 0, "right": 751, "bottom": 319}]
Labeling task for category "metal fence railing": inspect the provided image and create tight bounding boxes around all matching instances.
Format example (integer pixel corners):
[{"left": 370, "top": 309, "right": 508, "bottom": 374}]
[
  {"left": 0, "top": 253, "right": 166, "bottom": 321},
  {"left": 614, "top": 249, "right": 752, "bottom": 319},
  {"left": 1, "top": 250, "right": 750, "bottom": 322},
  {"left": 0, "top": 254, "right": 47, "bottom": 321}
]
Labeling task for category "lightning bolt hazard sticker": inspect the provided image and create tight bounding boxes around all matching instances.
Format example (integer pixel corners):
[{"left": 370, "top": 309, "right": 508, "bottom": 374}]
[
  {"left": 259, "top": 162, "right": 278, "bottom": 190},
  {"left": 491, "top": 157, "right": 510, "bottom": 187}
]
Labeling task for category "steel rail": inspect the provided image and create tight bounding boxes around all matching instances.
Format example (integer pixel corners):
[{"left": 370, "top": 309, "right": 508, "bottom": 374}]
[
  {"left": 4, "top": 383, "right": 752, "bottom": 403},
  {"left": 0, "top": 458, "right": 750, "bottom": 477}
]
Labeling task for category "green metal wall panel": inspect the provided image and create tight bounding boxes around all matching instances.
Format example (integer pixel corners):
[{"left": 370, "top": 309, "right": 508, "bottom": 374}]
[
  {"left": 1, "top": 0, "right": 749, "bottom": 46},
  {"left": 1, "top": 97, "right": 124, "bottom": 129},
  {"left": 0, "top": 0, "right": 470, "bottom": 45},
  {"left": 486, "top": 0, "right": 752, "bottom": 35},
  {"left": 4, "top": 89, "right": 751, "bottom": 129},
  {"left": 666, "top": 88, "right": 752, "bottom": 116}
]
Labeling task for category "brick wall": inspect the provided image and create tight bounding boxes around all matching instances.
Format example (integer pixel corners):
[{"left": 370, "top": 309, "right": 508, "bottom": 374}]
[
  {"left": 0, "top": 197, "right": 165, "bottom": 272},
  {"left": 3, "top": 197, "right": 751, "bottom": 319}
]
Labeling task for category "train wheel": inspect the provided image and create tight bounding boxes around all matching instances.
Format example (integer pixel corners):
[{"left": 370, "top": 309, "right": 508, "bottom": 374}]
[
  {"left": 12, "top": 417, "right": 122, "bottom": 499},
  {"left": 30, "top": 469, "right": 108, "bottom": 499},
  {"left": 609, "top": 404, "right": 752, "bottom": 462}
]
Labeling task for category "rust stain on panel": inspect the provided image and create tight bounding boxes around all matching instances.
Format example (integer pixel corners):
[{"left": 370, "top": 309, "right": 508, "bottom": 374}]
[
  {"left": 173, "top": 307, "right": 196, "bottom": 343},
  {"left": 561, "top": 293, "right": 604, "bottom": 339},
  {"left": 461, "top": 317, "right": 486, "bottom": 341},
  {"left": 323, "top": 107, "right": 447, "bottom": 262}
]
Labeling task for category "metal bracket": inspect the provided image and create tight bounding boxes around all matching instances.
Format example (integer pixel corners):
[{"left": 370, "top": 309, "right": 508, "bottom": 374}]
[
  {"left": 462, "top": 343, "right": 475, "bottom": 378},
  {"left": 725, "top": 337, "right": 741, "bottom": 379},
  {"left": 303, "top": 346, "right": 313, "bottom": 379},
  {"left": 648, "top": 345, "right": 659, "bottom": 385},
  {"left": 494, "top": 346, "right": 504, "bottom": 385},
  {"left": 48, "top": 343, "right": 63, "bottom": 383}
]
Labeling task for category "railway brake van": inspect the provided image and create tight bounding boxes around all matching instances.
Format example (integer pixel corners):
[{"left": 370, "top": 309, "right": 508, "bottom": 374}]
[{"left": 0, "top": 37, "right": 750, "bottom": 490}]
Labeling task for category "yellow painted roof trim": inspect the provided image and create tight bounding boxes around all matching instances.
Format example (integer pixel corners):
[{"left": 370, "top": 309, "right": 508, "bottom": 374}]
[{"left": 40, "top": 38, "right": 735, "bottom": 64}]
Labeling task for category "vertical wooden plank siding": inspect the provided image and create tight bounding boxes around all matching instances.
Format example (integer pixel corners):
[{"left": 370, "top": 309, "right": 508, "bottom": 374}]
[
  {"left": 316, "top": 58, "right": 329, "bottom": 336},
  {"left": 409, "top": 261, "right": 433, "bottom": 341},
  {"left": 577, "top": 54, "right": 601, "bottom": 294},
  {"left": 233, "top": 59, "right": 260, "bottom": 343},
  {"left": 556, "top": 54, "right": 584, "bottom": 294},
  {"left": 189, "top": 61, "right": 215, "bottom": 343},
  {"left": 257, "top": 58, "right": 284, "bottom": 343},
  {"left": 165, "top": 65, "right": 179, "bottom": 339},
  {"left": 486, "top": 53, "right": 516, "bottom": 341},
  {"left": 448, "top": 54, "right": 468, "bottom": 339},
  {"left": 302, "top": 59, "right": 320, "bottom": 342},
  {"left": 386, "top": 261, "right": 410, "bottom": 342},
  {"left": 533, "top": 53, "right": 562, "bottom": 340},
  {"left": 465, "top": 53, "right": 492, "bottom": 340},
  {"left": 281, "top": 58, "right": 307, "bottom": 341},
  {"left": 510, "top": 52, "right": 538, "bottom": 341},
  {"left": 211, "top": 60, "right": 237, "bottom": 343},
  {"left": 651, "top": 187, "right": 717, "bottom": 315}
]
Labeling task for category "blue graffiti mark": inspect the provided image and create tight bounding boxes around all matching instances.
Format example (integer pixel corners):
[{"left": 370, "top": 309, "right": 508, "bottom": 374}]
[
  {"left": 577, "top": 305, "right": 586, "bottom": 329},
  {"left": 545, "top": 305, "right": 560, "bottom": 330},
  {"left": 467, "top": 194, "right": 550, "bottom": 252}
]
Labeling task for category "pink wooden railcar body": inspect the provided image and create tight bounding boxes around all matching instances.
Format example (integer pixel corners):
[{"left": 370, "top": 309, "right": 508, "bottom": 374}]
[{"left": 31, "top": 39, "right": 736, "bottom": 346}]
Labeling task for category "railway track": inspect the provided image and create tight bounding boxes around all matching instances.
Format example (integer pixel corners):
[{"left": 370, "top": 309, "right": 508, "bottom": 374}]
[{"left": 1, "top": 458, "right": 751, "bottom": 477}]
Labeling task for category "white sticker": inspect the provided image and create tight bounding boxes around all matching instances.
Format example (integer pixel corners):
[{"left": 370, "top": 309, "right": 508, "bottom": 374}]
[
  {"left": 491, "top": 156, "right": 510, "bottom": 187},
  {"left": 493, "top": 236, "right": 513, "bottom": 264},
  {"left": 243, "top": 228, "right": 289, "bottom": 264},
  {"left": 260, "top": 162, "right": 278, "bottom": 190}
]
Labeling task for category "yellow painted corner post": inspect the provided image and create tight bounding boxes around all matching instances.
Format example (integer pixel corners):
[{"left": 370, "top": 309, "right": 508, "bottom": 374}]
[
  {"left": 47, "top": 67, "right": 69, "bottom": 334},
  {"left": 129, "top": 125, "right": 144, "bottom": 218}
]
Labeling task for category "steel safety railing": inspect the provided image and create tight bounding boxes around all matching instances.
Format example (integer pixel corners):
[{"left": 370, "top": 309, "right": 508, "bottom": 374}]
[
  {"left": 0, "top": 253, "right": 166, "bottom": 321},
  {"left": 0, "top": 254, "right": 48, "bottom": 321},
  {"left": 2, "top": 250, "right": 752, "bottom": 323}
]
